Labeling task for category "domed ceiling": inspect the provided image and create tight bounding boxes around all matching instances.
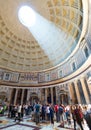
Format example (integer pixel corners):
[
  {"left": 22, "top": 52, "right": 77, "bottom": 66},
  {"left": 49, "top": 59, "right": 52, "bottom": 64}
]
[{"left": 0, "top": 0, "right": 83, "bottom": 72}]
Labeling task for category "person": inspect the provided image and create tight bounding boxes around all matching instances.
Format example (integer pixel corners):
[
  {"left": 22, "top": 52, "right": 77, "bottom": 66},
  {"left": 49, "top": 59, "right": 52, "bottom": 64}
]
[
  {"left": 21, "top": 105, "right": 24, "bottom": 121},
  {"left": 84, "top": 106, "right": 91, "bottom": 130},
  {"left": 59, "top": 104, "right": 64, "bottom": 126},
  {"left": 17, "top": 104, "right": 22, "bottom": 122},
  {"left": 70, "top": 105, "right": 76, "bottom": 130},
  {"left": 15, "top": 112, "right": 19, "bottom": 122},
  {"left": 8, "top": 104, "right": 13, "bottom": 118},
  {"left": 41, "top": 104, "right": 46, "bottom": 121},
  {"left": 74, "top": 105, "right": 84, "bottom": 130},
  {"left": 65, "top": 109, "right": 71, "bottom": 125},
  {"left": 49, "top": 104, "right": 54, "bottom": 127},
  {"left": 46, "top": 104, "right": 50, "bottom": 121},
  {"left": 54, "top": 104, "right": 60, "bottom": 122},
  {"left": 34, "top": 101, "right": 40, "bottom": 124}
]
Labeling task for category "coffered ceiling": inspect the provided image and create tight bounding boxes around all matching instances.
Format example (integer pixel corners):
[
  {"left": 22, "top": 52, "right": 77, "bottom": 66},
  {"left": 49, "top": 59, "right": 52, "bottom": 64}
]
[{"left": 0, "top": 0, "right": 83, "bottom": 72}]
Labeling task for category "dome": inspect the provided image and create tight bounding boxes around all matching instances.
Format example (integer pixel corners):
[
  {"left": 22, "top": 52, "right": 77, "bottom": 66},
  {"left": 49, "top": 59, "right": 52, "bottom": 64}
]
[{"left": 0, "top": 0, "right": 83, "bottom": 72}]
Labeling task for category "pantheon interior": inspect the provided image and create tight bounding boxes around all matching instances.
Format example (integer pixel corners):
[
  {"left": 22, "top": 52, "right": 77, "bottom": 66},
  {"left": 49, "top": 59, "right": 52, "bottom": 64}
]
[{"left": 0, "top": 0, "right": 91, "bottom": 107}]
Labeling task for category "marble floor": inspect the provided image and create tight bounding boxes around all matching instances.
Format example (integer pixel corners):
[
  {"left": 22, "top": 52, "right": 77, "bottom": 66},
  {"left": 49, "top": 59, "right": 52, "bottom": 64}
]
[{"left": 0, "top": 115, "right": 89, "bottom": 130}]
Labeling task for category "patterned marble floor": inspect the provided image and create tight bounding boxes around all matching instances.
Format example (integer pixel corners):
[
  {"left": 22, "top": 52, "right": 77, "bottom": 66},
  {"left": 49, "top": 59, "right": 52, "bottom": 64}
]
[{"left": 0, "top": 115, "right": 89, "bottom": 130}]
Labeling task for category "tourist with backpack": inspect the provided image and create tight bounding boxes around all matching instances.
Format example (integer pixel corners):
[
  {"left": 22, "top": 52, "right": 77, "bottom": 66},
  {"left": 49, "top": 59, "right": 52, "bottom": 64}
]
[
  {"left": 34, "top": 101, "right": 40, "bottom": 124},
  {"left": 59, "top": 104, "right": 64, "bottom": 125},
  {"left": 54, "top": 104, "right": 60, "bottom": 122},
  {"left": 84, "top": 106, "right": 91, "bottom": 130},
  {"left": 74, "top": 105, "right": 84, "bottom": 130}
]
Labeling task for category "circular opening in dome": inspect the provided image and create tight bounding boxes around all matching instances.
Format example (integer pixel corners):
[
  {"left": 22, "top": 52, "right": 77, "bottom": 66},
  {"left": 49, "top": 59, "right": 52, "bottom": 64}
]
[{"left": 18, "top": 5, "right": 36, "bottom": 27}]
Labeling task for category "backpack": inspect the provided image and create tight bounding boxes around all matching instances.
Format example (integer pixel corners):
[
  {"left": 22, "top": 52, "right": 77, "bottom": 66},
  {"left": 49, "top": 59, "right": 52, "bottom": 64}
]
[
  {"left": 55, "top": 105, "right": 59, "bottom": 112},
  {"left": 59, "top": 106, "right": 63, "bottom": 114},
  {"left": 35, "top": 104, "right": 40, "bottom": 113},
  {"left": 84, "top": 112, "right": 91, "bottom": 122}
]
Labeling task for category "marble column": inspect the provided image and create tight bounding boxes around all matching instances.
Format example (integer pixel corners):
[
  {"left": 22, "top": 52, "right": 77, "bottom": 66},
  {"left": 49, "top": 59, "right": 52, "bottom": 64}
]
[
  {"left": 8, "top": 88, "right": 13, "bottom": 104},
  {"left": 41, "top": 88, "right": 45, "bottom": 103},
  {"left": 55, "top": 86, "right": 59, "bottom": 104},
  {"left": 27, "top": 89, "right": 30, "bottom": 102},
  {"left": 68, "top": 83, "right": 75, "bottom": 104},
  {"left": 87, "top": 79, "right": 91, "bottom": 94},
  {"left": 14, "top": 89, "right": 18, "bottom": 105},
  {"left": 80, "top": 77, "right": 90, "bottom": 104},
  {"left": 68, "top": 83, "right": 72, "bottom": 99},
  {"left": 66, "top": 83, "right": 71, "bottom": 104},
  {"left": 61, "top": 94, "right": 64, "bottom": 104},
  {"left": 88, "top": 83, "right": 91, "bottom": 94},
  {"left": 40, "top": 88, "right": 43, "bottom": 102},
  {"left": 21, "top": 89, "right": 24, "bottom": 105},
  {"left": 74, "top": 80, "right": 81, "bottom": 104},
  {"left": 45, "top": 88, "right": 48, "bottom": 104},
  {"left": 38, "top": 89, "right": 41, "bottom": 102},
  {"left": 51, "top": 87, "right": 53, "bottom": 104}
]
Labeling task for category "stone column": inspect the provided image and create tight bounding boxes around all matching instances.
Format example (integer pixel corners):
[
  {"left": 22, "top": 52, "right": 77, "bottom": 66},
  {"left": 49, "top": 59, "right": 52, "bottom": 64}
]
[
  {"left": 8, "top": 88, "right": 13, "bottom": 104},
  {"left": 68, "top": 83, "right": 75, "bottom": 104},
  {"left": 14, "top": 89, "right": 18, "bottom": 105},
  {"left": 74, "top": 80, "right": 81, "bottom": 104},
  {"left": 21, "top": 89, "right": 24, "bottom": 105},
  {"left": 27, "top": 89, "right": 30, "bottom": 102},
  {"left": 80, "top": 77, "right": 90, "bottom": 104},
  {"left": 68, "top": 83, "right": 72, "bottom": 99},
  {"left": 65, "top": 83, "right": 70, "bottom": 104},
  {"left": 38, "top": 89, "right": 41, "bottom": 102},
  {"left": 40, "top": 88, "right": 43, "bottom": 102},
  {"left": 88, "top": 83, "right": 91, "bottom": 94},
  {"left": 87, "top": 78, "right": 91, "bottom": 94},
  {"left": 61, "top": 94, "right": 64, "bottom": 104},
  {"left": 41, "top": 88, "right": 45, "bottom": 103},
  {"left": 50, "top": 87, "right": 53, "bottom": 104},
  {"left": 55, "top": 86, "right": 59, "bottom": 104},
  {"left": 45, "top": 88, "right": 48, "bottom": 104}
]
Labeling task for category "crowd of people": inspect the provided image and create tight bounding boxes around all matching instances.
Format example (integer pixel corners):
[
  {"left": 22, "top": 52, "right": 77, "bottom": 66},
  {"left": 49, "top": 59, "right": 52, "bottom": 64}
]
[
  {"left": 5, "top": 102, "right": 91, "bottom": 130},
  {"left": 0, "top": 104, "right": 7, "bottom": 115}
]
